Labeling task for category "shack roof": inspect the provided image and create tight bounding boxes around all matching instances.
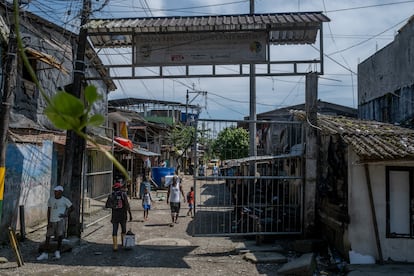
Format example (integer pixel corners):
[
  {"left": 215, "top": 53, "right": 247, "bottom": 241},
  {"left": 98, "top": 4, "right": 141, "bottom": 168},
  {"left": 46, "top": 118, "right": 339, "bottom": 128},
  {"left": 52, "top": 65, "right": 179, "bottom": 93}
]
[{"left": 292, "top": 110, "right": 414, "bottom": 161}]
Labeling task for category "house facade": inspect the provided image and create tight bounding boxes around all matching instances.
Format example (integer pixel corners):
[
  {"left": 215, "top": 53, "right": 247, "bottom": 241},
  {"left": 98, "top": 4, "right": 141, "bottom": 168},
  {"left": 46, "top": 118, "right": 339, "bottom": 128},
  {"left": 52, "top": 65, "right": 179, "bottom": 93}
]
[
  {"left": 107, "top": 108, "right": 161, "bottom": 196},
  {"left": 294, "top": 111, "right": 414, "bottom": 263},
  {"left": 244, "top": 100, "right": 357, "bottom": 156},
  {"left": 108, "top": 98, "right": 198, "bottom": 174},
  {"left": 0, "top": 4, "right": 115, "bottom": 240},
  {"left": 358, "top": 16, "right": 414, "bottom": 127}
]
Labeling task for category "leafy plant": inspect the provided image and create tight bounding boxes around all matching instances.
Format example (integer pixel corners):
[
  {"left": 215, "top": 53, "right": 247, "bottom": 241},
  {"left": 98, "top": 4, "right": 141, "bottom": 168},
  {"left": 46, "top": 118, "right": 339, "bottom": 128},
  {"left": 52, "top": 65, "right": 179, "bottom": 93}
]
[
  {"left": 168, "top": 123, "right": 196, "bottom": 152},
  {"left": 212, "top": 126, "right": 249, "bottom": 160}
]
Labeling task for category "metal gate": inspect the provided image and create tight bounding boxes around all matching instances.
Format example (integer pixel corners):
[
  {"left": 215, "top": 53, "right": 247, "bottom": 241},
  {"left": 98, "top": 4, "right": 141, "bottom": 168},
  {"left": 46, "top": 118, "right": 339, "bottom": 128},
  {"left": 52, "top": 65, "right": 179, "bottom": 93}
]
[{"left": 192, "top": 119, "right": 304, "bottom": 237}]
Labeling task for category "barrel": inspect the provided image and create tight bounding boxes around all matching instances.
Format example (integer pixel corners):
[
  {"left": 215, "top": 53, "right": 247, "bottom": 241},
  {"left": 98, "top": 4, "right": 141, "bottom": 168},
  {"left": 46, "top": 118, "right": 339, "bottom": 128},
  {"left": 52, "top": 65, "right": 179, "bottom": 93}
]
[{"left": 151, "top": 167, "right": 175, "bottom": 188}]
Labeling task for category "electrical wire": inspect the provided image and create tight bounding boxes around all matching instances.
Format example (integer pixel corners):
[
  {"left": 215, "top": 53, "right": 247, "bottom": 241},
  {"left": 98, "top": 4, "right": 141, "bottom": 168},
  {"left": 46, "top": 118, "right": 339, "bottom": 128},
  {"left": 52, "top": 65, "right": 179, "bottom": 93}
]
[
  {"left": 325, "top": 0, "right": 414, "bottom": 13},
  {"left": 23, "top": 0, "right": 414, "bottom": 119},
  {"left": 322, "top": 0, "right": 356, "bottom": 107},
  {"left": 328, "top": 15, "right": 412, "bottom": 56}
]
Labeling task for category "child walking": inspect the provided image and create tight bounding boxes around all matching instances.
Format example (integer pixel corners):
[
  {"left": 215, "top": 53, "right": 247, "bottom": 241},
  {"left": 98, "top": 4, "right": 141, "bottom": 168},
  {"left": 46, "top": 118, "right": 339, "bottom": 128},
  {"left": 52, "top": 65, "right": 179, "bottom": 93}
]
[
  {"left": 186, "top": 187, "right": 194, "bottom": 218},
  {"left": 142, "top": 187, "right": 154, "bottom": 221}
]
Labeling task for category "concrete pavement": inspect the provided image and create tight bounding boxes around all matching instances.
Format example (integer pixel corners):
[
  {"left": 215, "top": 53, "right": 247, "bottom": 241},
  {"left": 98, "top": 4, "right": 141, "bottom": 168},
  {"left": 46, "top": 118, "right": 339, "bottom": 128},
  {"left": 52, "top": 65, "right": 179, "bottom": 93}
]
[{"left": 1, "top": 175, "right": 414, "bottom": 275}]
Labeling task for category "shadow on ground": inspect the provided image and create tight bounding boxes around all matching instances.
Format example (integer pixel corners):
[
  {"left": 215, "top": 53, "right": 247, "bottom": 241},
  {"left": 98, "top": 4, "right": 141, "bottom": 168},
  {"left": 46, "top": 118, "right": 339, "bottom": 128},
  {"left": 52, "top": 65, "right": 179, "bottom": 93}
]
[{"left": 0, "top": 237, "right": 198, "bottom": 270}]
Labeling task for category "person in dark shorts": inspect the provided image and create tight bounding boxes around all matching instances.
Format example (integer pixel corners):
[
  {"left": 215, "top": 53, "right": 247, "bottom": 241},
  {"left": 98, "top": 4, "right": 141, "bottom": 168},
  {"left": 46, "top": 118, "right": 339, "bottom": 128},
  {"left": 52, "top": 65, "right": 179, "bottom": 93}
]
[
  {"left": 37, "top": 185, "right": 73, "bottom": 261},
  {"left": 186, "top": 186, "right": 194, "bottom": 218},
  {"left": 166, "top": 175, "right": 185, "bottom": 226},
  {"left": 107, "top": 182, "right": 130, "bottom": 251},
  {"left": 142, "top": 187, "right": 154, "bottom": 221}
]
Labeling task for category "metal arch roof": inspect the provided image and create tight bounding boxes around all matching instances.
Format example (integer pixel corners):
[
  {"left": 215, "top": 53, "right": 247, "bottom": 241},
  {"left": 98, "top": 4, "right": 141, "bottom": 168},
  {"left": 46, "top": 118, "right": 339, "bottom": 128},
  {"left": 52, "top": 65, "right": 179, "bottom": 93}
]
[
  {"left": 86, "top": 12, "right": 330, "bottom": 48},
  {"left": 109, "top": 97, "right": 199, "bottom": 109}
]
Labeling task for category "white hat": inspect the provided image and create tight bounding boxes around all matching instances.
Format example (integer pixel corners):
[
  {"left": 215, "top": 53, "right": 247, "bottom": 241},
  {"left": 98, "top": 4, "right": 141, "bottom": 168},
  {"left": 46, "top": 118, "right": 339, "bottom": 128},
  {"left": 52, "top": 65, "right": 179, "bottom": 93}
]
[{"left": 54, "top": 186, "right": 64, "bottom": 192}]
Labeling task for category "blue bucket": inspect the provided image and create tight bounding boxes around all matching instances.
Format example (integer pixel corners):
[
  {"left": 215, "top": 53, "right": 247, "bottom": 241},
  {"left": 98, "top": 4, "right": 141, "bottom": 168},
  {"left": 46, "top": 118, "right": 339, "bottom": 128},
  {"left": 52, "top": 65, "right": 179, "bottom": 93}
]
[{"left": 151, "top": 167, "right": 175, "bottom": 188}]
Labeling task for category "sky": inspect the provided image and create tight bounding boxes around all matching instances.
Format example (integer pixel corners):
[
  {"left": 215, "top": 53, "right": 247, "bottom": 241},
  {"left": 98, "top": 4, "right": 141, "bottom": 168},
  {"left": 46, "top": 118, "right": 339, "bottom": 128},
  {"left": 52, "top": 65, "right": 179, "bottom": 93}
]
[{"left": 24, "top": 0, "right": 414, "bottom": 120}]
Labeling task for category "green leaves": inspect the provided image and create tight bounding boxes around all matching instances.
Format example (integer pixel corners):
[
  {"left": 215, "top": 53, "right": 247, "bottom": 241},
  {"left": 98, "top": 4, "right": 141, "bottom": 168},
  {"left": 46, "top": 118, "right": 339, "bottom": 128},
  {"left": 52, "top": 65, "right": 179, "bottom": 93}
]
[
  {"left": 44, "top": 90, "right": 83, "bottom": 130},
  {"left": 44, "top": 85, "right": 104, "bottom": 132},
  {"left": 44, "top": 84, "right": 127, "bottom": 180},
  {"left": 84, "top": 85, "right": 100, "bottom": 105},
  {"left": 213, "top": 126, "right": 249, "bottom": 160},
  {"left": 168, "top": 123, "right": 196, "bottom": 151}
]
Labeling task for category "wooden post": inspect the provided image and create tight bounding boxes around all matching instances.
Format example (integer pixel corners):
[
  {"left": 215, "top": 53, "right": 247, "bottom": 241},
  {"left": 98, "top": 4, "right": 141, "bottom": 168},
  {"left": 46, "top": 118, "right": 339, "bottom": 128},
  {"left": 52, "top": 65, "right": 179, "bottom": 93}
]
[
  {"left": 364, "top": 164, "right": 383, "bottom": 263},
  {"left": 8, "top": 227, "right": 24, "bottom": 267},
  {"left": 304, "top": 72, "right": 318, "bottom": 237}
]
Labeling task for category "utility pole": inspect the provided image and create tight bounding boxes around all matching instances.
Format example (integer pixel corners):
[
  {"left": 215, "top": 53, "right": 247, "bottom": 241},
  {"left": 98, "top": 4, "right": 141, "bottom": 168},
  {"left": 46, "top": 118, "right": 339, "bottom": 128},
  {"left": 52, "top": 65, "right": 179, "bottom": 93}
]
[
  {"left": 249, "top": 0, "right": 257, "bottom": 157},
  {"left": 0, "top": 29, "right": 17, "bottom": 224},
  {"left": 249, "top": 0, "right": 259, "bottom": 244},
  {"left": 186, "top": 87, "right": 207, "bottom": 125},
  {"left": 186, "top": 87, "right": 205, "bottom": 178},
  {"left": 63, "top": 0, "right": 91, "bottom": 237}
]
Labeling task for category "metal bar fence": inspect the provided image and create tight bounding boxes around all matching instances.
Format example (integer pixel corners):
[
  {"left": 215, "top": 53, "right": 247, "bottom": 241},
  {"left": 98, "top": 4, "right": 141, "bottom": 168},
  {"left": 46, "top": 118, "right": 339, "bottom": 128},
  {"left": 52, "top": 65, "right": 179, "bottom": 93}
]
[{"left": 192, "top": 119, "right": 304, "bottom": 237}]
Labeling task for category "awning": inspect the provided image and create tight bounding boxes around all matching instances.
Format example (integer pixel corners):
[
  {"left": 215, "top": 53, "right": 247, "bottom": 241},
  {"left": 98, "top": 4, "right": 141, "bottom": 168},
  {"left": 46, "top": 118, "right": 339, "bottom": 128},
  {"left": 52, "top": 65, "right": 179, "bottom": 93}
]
[
  {"left": 135, "top": 147, "right": 160, "bottom": 157},
  {"left": 25, "top": 47, "right": 69, "bottom": 74},
  {"left": 8, "top": 130, "right": 112, "bottom": 151},
  {"left": 113, "top": 136, "right": 159, "bottom": 157},
  {"left": 114, "top": 136, "right": 133, "bottom": 149}
]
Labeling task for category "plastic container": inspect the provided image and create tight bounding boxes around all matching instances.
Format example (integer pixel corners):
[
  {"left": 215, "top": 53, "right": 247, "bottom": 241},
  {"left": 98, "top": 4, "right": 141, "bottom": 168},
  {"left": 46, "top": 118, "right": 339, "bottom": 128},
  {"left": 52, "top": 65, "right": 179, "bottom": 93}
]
[{"left": 151, "top": 167, "right": 175, "bottom": 188}]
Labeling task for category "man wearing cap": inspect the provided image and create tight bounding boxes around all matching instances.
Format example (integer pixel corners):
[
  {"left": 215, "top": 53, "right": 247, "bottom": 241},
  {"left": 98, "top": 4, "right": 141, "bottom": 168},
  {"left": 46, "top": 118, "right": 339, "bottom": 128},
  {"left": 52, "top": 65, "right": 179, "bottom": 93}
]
[{"left": 37, "top": 185, "right": 73, "bottom": 261}]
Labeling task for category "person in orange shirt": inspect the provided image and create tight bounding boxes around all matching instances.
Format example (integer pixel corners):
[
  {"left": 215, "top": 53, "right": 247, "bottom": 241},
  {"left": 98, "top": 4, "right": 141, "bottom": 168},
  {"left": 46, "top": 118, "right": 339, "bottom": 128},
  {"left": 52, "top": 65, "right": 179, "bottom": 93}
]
[{"left": 186, "top": 186, "right": 194, "bottom": 218}]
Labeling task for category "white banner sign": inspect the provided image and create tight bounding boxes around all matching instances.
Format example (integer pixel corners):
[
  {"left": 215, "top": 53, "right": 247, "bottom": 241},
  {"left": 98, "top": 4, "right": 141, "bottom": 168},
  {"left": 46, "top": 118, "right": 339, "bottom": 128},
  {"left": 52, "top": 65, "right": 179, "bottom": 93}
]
[{"left": 135, "top": 32, "right": 267, "bottom": 65}]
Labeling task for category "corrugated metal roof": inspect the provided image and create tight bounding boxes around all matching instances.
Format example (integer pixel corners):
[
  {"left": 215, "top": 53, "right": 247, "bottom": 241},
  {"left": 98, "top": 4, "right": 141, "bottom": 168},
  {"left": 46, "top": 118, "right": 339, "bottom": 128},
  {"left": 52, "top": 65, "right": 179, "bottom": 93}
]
[
  {"left": 292, "top": 111, "right": 414, "bottom": 161},
  {"left": 86, "top": 12, "right": 330, "bottom": 48},
  {"left": 109, "top": 97, "right": 198, "bottom": 109}
]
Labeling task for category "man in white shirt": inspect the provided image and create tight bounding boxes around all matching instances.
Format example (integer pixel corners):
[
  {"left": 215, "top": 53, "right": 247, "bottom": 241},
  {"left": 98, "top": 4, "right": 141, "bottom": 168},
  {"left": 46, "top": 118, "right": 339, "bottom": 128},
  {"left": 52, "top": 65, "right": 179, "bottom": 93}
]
[
  {"left": 166, "top": 175, "right": 185, "bottom": 227},
  {"left": 37, "top": 185, "right": 73, "bottom": 261}
]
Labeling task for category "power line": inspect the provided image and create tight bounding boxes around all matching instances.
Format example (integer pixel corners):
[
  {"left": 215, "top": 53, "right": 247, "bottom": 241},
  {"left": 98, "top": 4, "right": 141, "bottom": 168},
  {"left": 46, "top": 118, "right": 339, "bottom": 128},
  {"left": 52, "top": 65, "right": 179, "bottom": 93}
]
[
  {"left": 322, "top": 0, "right": 356, "bottom": 108},
  {"left": 207, "top": 91, "right": 275, "bottom": 107},
  {"left": 95, "top": 0, "right": 248, "bottom": 13},
  {"left": 328, "top": 15, "right": 412, "bottom": 56},
  {"left": 208, "top": 97, "right": 246, "bottom": 116},
  {"left": 326, "top": 0, "right": 414, "bottom": 13}
]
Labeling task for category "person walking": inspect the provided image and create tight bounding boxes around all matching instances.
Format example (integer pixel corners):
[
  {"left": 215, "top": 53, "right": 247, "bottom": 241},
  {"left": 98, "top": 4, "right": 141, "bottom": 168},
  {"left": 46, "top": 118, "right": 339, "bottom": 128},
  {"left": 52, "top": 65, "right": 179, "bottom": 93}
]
[
  {"left": 139, "top": 175, "right": 151, "bottom": 199},
  {"left": 106, "top": 182, "right": 130, "bottom": 251},
  {"left": 166, "top": 175, "right": 185, "bottom": 227},
  {"left": 37, "top": 185, "right": 73, "bottom": 261},
  {"left": 186, "top": 186, "right": 194, "bottom": 218},
  {"left": 142, "top": 187, "right": 154, "bottom": 221}
]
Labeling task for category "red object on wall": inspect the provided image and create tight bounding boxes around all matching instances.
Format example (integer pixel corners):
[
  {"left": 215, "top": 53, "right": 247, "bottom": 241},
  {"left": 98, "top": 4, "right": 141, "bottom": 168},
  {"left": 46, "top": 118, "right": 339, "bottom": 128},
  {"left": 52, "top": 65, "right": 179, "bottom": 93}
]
[{"left": 114, "top": 137, "right": 133, "bottom": 149}]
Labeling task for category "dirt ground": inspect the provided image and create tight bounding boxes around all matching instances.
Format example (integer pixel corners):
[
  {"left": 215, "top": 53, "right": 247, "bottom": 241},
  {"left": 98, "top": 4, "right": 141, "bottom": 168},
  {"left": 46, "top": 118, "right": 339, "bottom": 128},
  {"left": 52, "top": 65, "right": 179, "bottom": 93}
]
[{"left": 0, "top": 175, "right": 283, "bottom": 276}]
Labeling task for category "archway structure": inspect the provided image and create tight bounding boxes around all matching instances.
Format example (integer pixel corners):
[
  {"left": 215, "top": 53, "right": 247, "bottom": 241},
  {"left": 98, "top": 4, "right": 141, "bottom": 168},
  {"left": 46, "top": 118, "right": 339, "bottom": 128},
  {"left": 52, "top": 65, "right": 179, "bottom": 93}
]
[
  {"left": 85, "top": 12, "right": 330, "bottom": 237},
  {"left": 85, "top": 12, "right": 330, "bottom": 80}
]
